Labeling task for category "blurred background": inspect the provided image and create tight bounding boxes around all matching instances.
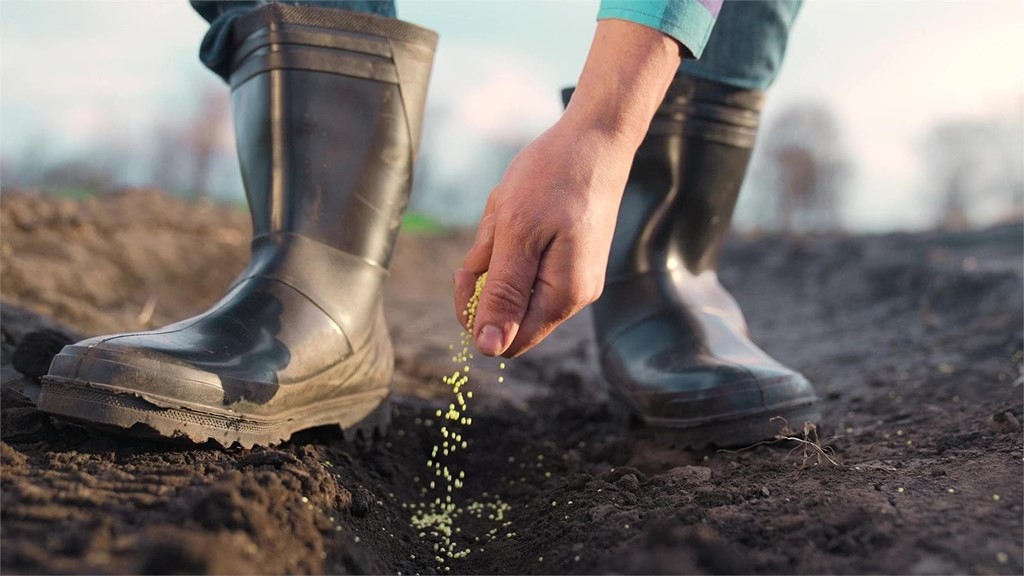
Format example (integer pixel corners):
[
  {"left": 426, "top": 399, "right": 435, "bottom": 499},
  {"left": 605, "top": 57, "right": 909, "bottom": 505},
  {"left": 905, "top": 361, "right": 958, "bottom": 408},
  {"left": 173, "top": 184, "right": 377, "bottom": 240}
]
[{"left": 1, "top": 0, "right": 1021, "bottom": 234}]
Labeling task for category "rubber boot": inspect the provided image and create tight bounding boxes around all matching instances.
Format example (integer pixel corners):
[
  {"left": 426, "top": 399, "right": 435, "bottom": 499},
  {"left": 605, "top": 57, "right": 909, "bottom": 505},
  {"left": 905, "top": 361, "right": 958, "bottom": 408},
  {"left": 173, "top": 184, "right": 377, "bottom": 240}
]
[
  {"left": 39, "top": 5, "right": 437, "bottom": 448},
  {"left": 565, "top": 76, "right": 819, "bottom": 448}
]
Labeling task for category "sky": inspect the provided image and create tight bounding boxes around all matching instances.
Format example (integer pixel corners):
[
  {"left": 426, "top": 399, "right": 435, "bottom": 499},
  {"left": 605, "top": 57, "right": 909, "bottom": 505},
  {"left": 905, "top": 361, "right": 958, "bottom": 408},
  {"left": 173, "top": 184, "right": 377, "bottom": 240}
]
[{"left": 1, "top": 0, "right": 1022, "bottom": 232}]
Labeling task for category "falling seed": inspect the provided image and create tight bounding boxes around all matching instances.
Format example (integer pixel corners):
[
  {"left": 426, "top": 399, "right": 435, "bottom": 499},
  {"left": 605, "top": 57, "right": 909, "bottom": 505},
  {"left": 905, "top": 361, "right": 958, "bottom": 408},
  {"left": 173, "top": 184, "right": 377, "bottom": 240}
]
[
  {"left": 997, "top": 552, "right": 1009, "bottom": 564},
  {"left": 408, "top": 271, "right": 518, "bottom": 560},
  {"left": 993, "top": 494, "right": 1001, "bottom": 501}
]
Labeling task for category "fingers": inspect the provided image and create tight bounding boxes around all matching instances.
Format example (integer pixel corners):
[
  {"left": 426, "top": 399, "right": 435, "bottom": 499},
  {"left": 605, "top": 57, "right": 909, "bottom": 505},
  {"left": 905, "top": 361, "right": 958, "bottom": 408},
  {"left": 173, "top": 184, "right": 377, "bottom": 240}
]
[
  {"left": 452, "top": 268, "right": 477, "bottom": 330},
  {"left": 472, "top": 217, "right": 546, "bottom": 357},
  {"left": 463, "top": 213, "right": 495, "bottom": 274},
  {"left": 503, "top": 243, "right": 602, "bottom": 357},
  {"left": 456, "top": 193, "right": 498, "bottom": 328}
]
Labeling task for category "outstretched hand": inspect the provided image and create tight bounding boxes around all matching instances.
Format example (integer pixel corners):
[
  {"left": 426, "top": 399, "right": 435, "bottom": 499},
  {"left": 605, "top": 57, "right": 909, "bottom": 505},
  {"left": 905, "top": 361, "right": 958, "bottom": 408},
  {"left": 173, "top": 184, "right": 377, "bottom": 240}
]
[
  {"left": 453, "top": 18, "right": 683, "bottom": 358},
  {"left": 453, "top": 116, "right": 635, "bottom": 357}
]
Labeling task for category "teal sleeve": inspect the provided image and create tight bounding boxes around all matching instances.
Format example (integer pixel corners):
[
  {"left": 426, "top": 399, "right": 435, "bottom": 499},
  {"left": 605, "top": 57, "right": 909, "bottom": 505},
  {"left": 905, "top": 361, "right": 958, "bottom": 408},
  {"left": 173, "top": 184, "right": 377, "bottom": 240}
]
[{"left": 597, "top": 0, "right": 718, "bottom": 59}]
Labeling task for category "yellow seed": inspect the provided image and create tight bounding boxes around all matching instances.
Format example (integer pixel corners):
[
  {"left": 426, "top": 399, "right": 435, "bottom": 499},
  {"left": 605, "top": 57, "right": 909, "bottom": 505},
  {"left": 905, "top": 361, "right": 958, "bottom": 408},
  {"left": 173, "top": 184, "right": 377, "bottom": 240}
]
[{"left": 409, "top": 271, "right": 518, "bottom": 556}]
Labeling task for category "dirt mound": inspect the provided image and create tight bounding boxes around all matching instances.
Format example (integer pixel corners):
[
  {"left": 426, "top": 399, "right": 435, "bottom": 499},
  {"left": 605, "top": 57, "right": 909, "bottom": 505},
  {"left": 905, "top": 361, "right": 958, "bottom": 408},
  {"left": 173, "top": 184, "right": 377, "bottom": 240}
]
[
  {"left": 1, "top": 189, "right": 250, "bottom": 335},
  {"left": 1, "top": 190, "right": 1021, "bottom": 574}
]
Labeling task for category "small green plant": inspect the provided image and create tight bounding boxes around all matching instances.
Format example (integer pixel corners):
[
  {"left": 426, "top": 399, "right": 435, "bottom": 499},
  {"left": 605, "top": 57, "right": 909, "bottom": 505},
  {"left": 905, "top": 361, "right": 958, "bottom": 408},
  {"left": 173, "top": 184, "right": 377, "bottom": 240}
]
[{"left": 402, "top": 212, "right": 446, "bottom": 234}]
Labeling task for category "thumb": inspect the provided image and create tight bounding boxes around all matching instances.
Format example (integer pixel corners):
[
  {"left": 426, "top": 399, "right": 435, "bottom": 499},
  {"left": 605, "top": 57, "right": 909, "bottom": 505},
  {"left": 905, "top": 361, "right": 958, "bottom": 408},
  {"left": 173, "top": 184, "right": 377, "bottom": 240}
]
[{"left": 473, "top": 226, "right": 544, "bottom": 357}]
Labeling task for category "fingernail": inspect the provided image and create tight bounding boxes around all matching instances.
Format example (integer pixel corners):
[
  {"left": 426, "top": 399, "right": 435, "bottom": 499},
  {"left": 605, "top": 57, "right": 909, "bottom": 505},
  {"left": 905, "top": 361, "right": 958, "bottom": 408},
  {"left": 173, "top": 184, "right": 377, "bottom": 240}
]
[{"left": 476, "top": 325, "right": 504, "bottom": 356}]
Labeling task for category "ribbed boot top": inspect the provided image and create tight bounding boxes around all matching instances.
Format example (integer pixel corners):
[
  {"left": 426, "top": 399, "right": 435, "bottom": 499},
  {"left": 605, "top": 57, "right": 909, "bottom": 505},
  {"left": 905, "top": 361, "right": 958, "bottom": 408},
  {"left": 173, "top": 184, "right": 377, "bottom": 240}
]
[{"left": 234, "top": 3, "right": 437, "bottom": 49}]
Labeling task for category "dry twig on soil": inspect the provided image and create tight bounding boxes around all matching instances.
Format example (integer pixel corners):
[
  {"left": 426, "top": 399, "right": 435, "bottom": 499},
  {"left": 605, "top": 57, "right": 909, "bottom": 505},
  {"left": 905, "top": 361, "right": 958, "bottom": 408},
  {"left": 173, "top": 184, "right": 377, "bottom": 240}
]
[{"left": 720, "top": 417, "right": 841, "bottom": 467}]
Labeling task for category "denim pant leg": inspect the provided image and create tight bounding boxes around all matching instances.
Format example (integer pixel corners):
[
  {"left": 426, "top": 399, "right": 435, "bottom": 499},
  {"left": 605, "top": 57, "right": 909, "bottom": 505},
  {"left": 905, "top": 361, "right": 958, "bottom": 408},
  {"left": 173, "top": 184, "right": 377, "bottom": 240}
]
[
  {"left": 680, "top": 0, "right": 802, "bottom": 91},
  {"left": 190, "top": 1, "right": 397, "bottom": 81}
]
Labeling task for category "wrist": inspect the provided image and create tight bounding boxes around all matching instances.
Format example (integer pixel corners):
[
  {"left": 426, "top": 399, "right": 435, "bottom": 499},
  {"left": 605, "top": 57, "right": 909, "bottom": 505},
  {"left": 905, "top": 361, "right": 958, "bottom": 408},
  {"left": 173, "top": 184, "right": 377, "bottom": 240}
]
[
  {"left": 563, "top": 19, "right": 682, "bottom": 148},
  {"left": 561, "top": 88, "right": 652, "bottom": 148}
]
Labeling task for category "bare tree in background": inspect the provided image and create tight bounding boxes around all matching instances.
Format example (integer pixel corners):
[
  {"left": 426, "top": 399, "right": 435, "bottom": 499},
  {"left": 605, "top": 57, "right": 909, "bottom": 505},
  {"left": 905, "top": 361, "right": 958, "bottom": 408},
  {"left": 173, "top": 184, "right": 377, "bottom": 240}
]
[
  {"left": 0, "top": 135, "right": 48, "bottom": 189},
  {"left": 757, "top": 102, "right": 849, "bottom": 234},
  {"left": 150, "top": 86, "right": 230, "bottom": 198},
  {"left": 1, "top": 134, "right": 121, "bottom": 196},
  {"left": 921, "top": 114, "right": 1024, "bottom": 230},
  {"left": 187, "top": 87, "right": 230, "bottom": 199},
  {"left": 39, "top": 157, "right": 118, "bottom": 194},
  {"left": 151, "top": 121, "right": 189, "bottom": 194}
]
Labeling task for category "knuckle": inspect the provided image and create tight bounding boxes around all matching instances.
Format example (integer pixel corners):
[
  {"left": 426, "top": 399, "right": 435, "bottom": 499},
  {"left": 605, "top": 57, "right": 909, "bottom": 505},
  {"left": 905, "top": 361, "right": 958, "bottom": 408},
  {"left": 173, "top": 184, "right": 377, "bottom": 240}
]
[
  {"left": 484, "top": 279, "right": 531, "bottom": 317},
  {"left": 587, "top": 270, "right": 606, "bottom": 303},
  {"left": 565, "top": 283, "right": 591, "bottom": 310},
  {"left": 498, "top": 208, "right": 546, "bottom": 249},
  {"left": 565, "top": 272, "right": 603, "bottom": 309}
]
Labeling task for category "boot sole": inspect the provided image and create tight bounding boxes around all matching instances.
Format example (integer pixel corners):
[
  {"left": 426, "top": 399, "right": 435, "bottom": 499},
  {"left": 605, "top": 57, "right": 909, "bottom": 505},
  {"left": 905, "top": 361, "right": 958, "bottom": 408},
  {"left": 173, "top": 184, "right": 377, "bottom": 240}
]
[
  {"left": 38, "top": 377, "right": 390, "bottom": 449},
  {"left": 609, "top": 389, "right": 822, "bottom": 450}
]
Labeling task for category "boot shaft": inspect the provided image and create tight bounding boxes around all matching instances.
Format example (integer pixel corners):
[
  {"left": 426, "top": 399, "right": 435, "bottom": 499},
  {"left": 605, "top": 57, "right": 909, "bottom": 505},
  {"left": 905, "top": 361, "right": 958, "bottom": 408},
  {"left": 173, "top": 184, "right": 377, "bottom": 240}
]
[
  {"left": 593, "top": 76, "right": 765, "bottom": 280},
  {"left": 228, "top": 4, "right": 437, "bottom": 269}
]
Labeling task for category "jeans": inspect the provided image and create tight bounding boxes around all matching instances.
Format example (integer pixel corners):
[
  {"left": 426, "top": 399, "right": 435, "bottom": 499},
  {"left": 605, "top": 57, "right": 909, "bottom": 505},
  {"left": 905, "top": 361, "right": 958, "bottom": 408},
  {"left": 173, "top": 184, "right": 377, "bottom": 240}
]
[
  {"left": 190, "top": 1, "right": 396, "bottom": 81},
  {"left": 680, "top": 0, "right": 802, "bottom": 91},
  {"left": 192, "top": 0, "right": 800, "bottom": 90}
]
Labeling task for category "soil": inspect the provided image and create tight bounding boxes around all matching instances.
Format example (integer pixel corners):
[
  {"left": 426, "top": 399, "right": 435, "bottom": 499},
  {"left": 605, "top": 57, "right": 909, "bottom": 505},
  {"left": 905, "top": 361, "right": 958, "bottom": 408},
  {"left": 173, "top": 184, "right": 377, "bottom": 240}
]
[{"left": 1, "top": 188, "right": 1021, "bottom": 575}]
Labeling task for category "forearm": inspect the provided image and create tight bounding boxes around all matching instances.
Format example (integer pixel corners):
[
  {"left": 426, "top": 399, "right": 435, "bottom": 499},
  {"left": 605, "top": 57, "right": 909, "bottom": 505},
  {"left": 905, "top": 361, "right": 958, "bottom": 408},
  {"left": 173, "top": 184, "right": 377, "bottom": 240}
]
[{"left": 563, "top": 18, "right": 683, "bottom": 149}]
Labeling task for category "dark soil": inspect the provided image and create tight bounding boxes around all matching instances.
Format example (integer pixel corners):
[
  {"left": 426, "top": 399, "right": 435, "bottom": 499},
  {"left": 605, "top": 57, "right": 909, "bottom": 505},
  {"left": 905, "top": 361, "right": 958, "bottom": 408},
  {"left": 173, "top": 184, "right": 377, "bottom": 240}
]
[{"left": 2, "top": 189, "right": 1021, "bottom": 575}]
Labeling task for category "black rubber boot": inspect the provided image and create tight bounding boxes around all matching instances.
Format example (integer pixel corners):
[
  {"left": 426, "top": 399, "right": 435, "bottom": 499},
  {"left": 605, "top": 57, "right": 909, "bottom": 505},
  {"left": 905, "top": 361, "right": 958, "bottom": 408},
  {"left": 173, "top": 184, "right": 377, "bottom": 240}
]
[
  {"left": 39, "top": 5, "right": 437, "bottom": 448},
  {"left": 566, "top": 77, "right": 819, "bottom": 448}
]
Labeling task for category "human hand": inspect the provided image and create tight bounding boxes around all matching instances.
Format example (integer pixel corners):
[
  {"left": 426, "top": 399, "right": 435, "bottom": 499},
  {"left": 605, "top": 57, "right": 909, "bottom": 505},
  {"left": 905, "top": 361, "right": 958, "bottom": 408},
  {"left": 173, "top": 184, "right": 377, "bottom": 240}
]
[
  {"left": 453, "top": 115, "right": 638, "bottom": 358},
  {"left": 453, "top": 19, "right": 682, "bottom": 358}
]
